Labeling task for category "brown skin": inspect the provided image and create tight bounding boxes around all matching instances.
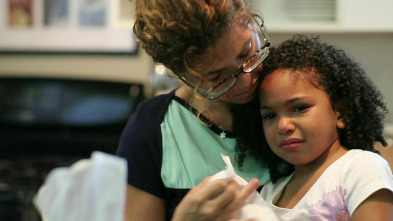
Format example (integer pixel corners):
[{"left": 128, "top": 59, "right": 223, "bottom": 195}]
[
  {"left": 351, "top": 189, "right": 393, "bottom": 221},
  {"left": 125, "top": 185, "right": 166, "bottom": 221},
  {"left": 176, "top": 21, "right": 263, "bottom": 131}
]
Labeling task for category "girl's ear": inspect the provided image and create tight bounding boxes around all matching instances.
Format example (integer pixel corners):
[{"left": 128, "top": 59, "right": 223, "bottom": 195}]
[{"left": 335, "top": 111, "right": 345, "bottom": 129}]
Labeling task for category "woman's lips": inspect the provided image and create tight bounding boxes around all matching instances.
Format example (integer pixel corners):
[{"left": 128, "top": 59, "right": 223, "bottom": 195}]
[{"left": 279, "top": 138, "right": 304, "bottom": 150}]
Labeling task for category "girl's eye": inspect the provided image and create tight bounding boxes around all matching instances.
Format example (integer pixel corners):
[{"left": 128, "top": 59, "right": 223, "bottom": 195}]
[
  {"left": 261, "top": 113, "right": 275, "bottom": 120},
  {"left": 294, "top": 105, "right": 310, "bottom": 112}
]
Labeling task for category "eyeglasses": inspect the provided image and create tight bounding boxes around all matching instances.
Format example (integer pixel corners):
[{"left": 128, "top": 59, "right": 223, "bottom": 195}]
[{"left": 179, "top": 17, "right": 271, "bottom": 100}]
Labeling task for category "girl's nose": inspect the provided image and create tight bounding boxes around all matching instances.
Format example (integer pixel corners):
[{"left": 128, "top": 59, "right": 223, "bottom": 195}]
[{"left": 277, "top": 117, "right": 295, "bottom": 134}]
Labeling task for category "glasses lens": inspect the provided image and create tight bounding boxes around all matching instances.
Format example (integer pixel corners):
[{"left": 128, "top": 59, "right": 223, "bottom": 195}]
[
  {"left": 207, "top": 77, "right": 236, "bottom": 99},
  {"left": 243, "top": 46, "right": 269, "bottom": 72}
]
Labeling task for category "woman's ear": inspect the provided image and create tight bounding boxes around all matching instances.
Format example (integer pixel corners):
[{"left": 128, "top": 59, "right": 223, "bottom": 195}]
[{"left": 335, "top": 111, "right": 345, "bottom": 129}]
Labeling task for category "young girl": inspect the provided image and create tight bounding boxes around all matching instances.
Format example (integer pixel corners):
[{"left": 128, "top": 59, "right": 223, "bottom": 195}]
[{"left": 236, "top": 35, "right": 393, "bottom": 220}]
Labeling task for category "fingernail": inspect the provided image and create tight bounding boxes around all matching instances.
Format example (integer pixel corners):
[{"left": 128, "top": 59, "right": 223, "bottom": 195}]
[
  {"left": 228, "top": 179, "right": 236, "bottom": 184},
  {"left": 250, "top": 178, "right": 260, "bottom": 188}
]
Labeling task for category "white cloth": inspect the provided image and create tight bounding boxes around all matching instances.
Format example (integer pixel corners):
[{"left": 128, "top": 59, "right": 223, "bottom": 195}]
[
  {"left": 260, "top": 149, "right": 393, "bottom": 220},
  {"left": 33, "top": 151, "right": 127, "bottom": 221},
  {"left": 210, "top": 154, "right": 279, "bottom": 221}
]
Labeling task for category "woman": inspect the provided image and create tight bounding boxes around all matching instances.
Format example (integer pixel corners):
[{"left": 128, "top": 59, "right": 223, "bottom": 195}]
[{"left": 116, "top": 0, "right": 271, "bottom": 220}]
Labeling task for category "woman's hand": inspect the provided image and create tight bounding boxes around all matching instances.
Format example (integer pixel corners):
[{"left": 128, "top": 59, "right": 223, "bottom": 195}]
[{"left": 172, "top": 176, "right": 260, "bottom": 221}]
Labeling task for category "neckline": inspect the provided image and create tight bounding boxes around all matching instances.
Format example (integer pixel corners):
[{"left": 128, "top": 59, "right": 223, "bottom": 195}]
[
  {"left": 172, "top": 95, "right": 236, "bottom": 138},
  {"left": 271, "top": 150, "right": 355, "bottom": 211}
]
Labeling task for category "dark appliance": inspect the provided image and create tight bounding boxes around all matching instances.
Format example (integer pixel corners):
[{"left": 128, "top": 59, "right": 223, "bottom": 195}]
[{"left": 0, "top": 77, "right": 145, "bottom": 221}]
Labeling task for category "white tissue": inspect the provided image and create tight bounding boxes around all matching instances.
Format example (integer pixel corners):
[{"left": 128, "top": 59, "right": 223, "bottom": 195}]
[
  {"left": 209, "top": 154, "right": 279, "bottom": 221},
  {"left": 33, "top": 151, "right": 127, "bottom": 221}
]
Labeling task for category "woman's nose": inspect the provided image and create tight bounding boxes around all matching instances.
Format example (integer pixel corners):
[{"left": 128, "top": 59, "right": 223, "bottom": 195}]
[
  {"left": 277, "top": 117, "right": 295, "bottom": 134},
  {"left": 235, "top": 70, "right": 257, "bottom": 86}
]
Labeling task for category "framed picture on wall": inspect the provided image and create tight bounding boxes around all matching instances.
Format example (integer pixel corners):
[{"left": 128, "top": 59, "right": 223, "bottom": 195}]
[{"left": 0, "top": 0, "right": 137, "bottom": 55}]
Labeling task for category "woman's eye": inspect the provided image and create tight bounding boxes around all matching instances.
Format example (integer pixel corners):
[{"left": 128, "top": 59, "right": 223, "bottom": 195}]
[
  {"left": 294, "top": 105, "right": 310, "bottom": 112},
  {"left": 239, "top": 42, "right": 253, "bottom": 60},
  {"left": 240, "top": 48, "right": 254, "bottom": 60},
  {"left": 206, "top": 72, "right": 221, "bottom": 82},
  {"left": 239, "top": 52, "right": 250, "bottom": 59},
  {"left": 210, "top": 74, "right": 220, "bottom": 82}
]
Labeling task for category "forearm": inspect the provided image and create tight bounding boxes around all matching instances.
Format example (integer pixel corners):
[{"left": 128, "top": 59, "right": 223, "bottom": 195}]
[{"left": 125, "top": 185, "right": 166, "bottom": 221}]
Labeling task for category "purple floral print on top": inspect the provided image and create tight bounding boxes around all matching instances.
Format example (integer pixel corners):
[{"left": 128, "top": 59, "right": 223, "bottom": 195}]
[{"left": 307, "top": 186, "right": 350, "bottom": 221}]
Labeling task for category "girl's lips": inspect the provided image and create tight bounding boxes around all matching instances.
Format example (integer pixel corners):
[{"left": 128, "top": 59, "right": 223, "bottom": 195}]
[{"left": 279, "top": 138, "right": 304, "bottom": 150}]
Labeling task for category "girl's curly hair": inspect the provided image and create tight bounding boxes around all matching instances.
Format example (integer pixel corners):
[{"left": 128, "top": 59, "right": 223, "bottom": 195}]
[{"left": 233, "top": 34, "right": 389, "bottom": 183}]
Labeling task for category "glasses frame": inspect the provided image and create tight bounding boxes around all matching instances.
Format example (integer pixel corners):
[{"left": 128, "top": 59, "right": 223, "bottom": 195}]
[{"left": 179, "top": 17, "right": 271, "bottom": 100}]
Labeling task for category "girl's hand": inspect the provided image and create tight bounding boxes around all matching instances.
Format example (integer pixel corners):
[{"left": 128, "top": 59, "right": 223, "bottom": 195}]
[{"left": 172, "top": 176, "right": 260, "bottom": 221}]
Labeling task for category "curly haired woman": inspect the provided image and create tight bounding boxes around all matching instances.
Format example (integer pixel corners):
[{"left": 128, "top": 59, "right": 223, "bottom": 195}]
[{"left": 116, "top": 0, "right": 272, "bottom": 220}]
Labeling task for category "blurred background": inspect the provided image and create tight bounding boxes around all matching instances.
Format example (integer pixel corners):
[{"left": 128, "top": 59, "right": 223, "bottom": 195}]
[{"left": 0, "top": 0, "right": 392, "bottom": 220}]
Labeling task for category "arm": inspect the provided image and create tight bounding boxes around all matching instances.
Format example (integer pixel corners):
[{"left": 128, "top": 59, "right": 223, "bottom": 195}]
[
  {"left": 351, "top": 189, "right": 393, "bottom": 221},
  {"left": 172, "top": 177, "right": 260, "bottom": 221},
  {"left": 117, "top": 97, "right": 170, "bottom": 220},
  {"left": 124, "top": 184, "right": 166, "bottom": 221}
]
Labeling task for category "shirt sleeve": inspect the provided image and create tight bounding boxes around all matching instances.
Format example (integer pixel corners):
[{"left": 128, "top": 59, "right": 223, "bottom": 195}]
[
  {"left": 116, "top": 93, "right": 173, "bottom": 198},
  {"left": 341, "top": 151, "right": 393, "bottom": 215}
]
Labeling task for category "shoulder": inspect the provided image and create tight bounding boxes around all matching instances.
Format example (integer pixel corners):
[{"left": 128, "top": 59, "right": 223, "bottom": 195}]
[
  {"left": 133, "top": 90, "right": 176, "bottom": 120},
  {"left": 335, "top": 150, "right": 393, "bottom": 214},
  {"left": 116, "top": 90, "right": 177, "bottom": 160},
  {"left": 123, "top": 90, "right": 176, "bottom": 132},
  {"left": 333, "top": 149, "right": 393, "bottom": 187},
  {"left": 340, "top": 149, "right": 391, "bottom": 174}
]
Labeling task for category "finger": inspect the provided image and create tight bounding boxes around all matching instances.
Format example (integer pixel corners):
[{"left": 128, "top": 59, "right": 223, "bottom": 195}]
[
  {"left": 208, "top": 179, "right": 239, "bottom": 209},
  {"left": 189, "top": 176, "right": 212, "bottom": 192},
  {"left": 173, "top": 177, "right": 227, "bottom": 221},
  {"left": 191, "top": 180, "right": 238, "bottom": 221},
  {"left": 186, "top": 178, "right": 230, "bottom": 206},
  {"left": 225, "top": 178, "right": 260, "bottom": 214}
]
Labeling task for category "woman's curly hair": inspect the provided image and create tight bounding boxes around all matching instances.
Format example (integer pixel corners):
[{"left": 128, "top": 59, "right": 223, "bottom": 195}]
[
  {"left": 233, "top": 34, "right": 389, "bottom": 183},
  {"left": 132, "top": 0, "right": 259, "bottom": 120},
  {"left": 132, "top": 0, "right": 250, "bottom": 76}
]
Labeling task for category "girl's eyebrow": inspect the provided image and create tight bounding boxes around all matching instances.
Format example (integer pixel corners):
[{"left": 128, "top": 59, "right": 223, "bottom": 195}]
[
  {"left": 260, "top": 105, "right": 271, "bottom": 111},
  {"left": 260, "top": 97, "right": 307, "bottom": 110}
]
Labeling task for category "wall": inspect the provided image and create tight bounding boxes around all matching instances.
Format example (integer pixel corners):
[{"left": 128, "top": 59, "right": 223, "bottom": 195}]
[
  {"left": 0, "top": 49, "right": 154, "bottom": 96},
  {"left": 0, "top": 0, "right": 154, "bottom": 96}
]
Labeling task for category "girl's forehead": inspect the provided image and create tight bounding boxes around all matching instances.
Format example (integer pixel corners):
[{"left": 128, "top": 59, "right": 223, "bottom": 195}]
[
  {"left": 259, "top": 69, "right": 331, "bottom": 105},
  {"left": 263, "top": 68, "right": 322, "bottom": 87},
  {"left": 260, "top": 68, "right": 325, "bottom": 94}
]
